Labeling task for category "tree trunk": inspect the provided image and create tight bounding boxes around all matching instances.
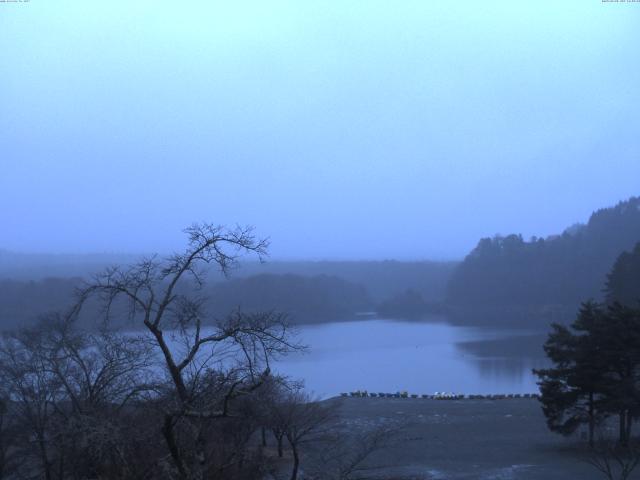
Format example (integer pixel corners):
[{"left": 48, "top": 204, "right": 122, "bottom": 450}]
[
  {"left": 261, "top": 426, "right": 267, "bottom": 447},
  {"left": 588, "top": 392, "right": 595, "bottom": 448},
  {"left": 38, "top": 437, "right": 52, "bottom": 480},
  {"left": 162, "top": 414, "right": 188, "bottom": 479},
  {"left": 290, "top": 443, "right": 300, "bottom": 480},
  {"left": 194, "top": 428, "right": 207, "bottom": 480},
  {"left": 147, "top": 324, "right": 189, "bottom": 402},
  {"left": 626, "top": 410, "right": 633, "bottom": 443},
  {"left": 57, "top": 453, "right": 65, "bottom": 480},
  {"left": 273, "top": 430, "right": 284, "bottom": 458},
  {"left": 620, "top": 411, "right": 628, "bottom": 446}
]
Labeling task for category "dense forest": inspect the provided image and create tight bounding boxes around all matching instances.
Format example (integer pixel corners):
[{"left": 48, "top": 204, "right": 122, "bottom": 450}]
[
  {"left": 206, "top": 274, "right": 373, "bottom": 323},
  {"left": 0, "top": 277, "right": 80, "bottom": 329},
  {"left": 605, "top": 241, "right": 640, "bottom": 307},
  {"left": 447, "top": 197, "right": 640, "bottom": 310},
  {"left": 0, "top": 260, "right": 455, "bottom": 328},
  {"left": 0, "top": 274, "right": 373, "bottom": 328},
  {"left": 233, "top": 260, "right": 457, "bottom": 303}
]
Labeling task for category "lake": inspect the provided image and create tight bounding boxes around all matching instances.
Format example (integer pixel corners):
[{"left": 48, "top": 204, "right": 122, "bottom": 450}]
[{"left": 270, "top": 318, "right": 547, "bottom": 398}]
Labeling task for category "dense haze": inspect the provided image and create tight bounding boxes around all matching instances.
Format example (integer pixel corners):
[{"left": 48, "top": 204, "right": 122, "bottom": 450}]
[
  {"left": 2, "top": 1, "right": 639, "bottom": 260},
  {"left": 3, "top": 4, "right": 640, "bottom": 480}
]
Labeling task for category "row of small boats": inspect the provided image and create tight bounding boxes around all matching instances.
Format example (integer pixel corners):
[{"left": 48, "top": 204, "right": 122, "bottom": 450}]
[{"left": 340, "top": 391, "right": 540, "bottom": 399}]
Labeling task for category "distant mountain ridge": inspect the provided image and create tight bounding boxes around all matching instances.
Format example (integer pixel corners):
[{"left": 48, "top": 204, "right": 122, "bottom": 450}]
[
  {"left": 446, "top": 196, "right": 640, "bottom": 310},
  {"left": 0, "top": 251, "right": 456, "bottom": 304}
]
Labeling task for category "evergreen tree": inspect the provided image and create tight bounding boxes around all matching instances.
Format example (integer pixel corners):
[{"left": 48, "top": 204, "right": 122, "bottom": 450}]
[
  {"left": 605, "top": 242, "right": 640, "bottom": 307},
  {"left": 535, "top": 301, "right": 640, "bottom": 445},
  {"left": 595, "top": 303, "right": 640, "bottom": 445},
  {"left": 534, "top": 301, "right": 607, "bottom": 446}
]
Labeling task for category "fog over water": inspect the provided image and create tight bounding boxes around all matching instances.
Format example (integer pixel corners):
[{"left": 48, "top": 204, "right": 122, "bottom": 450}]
[{"left": 2, "top": 1, "right": 640, "bottom": 260}]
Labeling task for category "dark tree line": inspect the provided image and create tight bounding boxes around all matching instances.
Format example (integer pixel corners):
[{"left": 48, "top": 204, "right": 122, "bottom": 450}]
[
  {"left": 534, "top": 301, "right": 640, "bottom": 446},
  {"left": 606, "top": 242, "right": 640, "bottom": 308},
  {"left": 376, "top": 289, "right": 444, "bottom": 319},
  {"left": 535, "top": 241, "right": 640, "bottom": 448},
  {"left": 0, "top": 253, "right": 457, "bottom": 306},
  {"left": 447, "top": 196, "right": 640, "bottom": 316},
  {"left": 0, "top": 273, "right": 373, "bottom": 329},
  {"left": 208, "top": 273, "right": 372, "bottom": 324},
  {"left": 0, "top": 278, "right": 79, "bottom": 330}
]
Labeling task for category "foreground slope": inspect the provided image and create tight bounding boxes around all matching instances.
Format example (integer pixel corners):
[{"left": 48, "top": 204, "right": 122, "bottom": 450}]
[{"left": 329, "top": 397, "right": 602, "bottom": 480}]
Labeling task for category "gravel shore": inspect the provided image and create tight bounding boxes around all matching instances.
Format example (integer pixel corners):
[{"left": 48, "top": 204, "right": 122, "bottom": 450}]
[{"left": 328, "top": 397, "right": 607, "bottom": 480}]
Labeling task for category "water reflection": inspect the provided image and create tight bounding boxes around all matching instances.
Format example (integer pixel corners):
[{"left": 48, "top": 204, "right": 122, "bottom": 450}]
[
  {"left": 456, "top": 333, "right": 548, "bottom": 391},
  {"left": 471, "top": 357, "right": 547, "bottom": 385},
  {"left": 271, "top": 318, "right": 547, "bottom": 398}
]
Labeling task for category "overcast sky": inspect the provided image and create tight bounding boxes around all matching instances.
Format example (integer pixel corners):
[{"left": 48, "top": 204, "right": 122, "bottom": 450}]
[{"left": 1, "top": 1, "right": 639, "bottom": 260}]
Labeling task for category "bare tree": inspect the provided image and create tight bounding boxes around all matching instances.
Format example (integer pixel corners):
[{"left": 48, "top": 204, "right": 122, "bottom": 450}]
[
  {"left": 586, "top": 438, "right": 640, "bottom": 480},
  {"left": 76, "top": 223, "right": 302, "bottom": 479},
  {"left": 0, "top": 327, "right": 62, "bottom": 480},
  {"left": 266, "top": 387, "right": 335, "bottom": 480},
  {"left": 0, "top": 395, "right": 20, "bottom": 480},
  {"left": 0, "top": 313, "right": 157, "bottom": 480},
  {"left": 307, "top": 424, "right": 403, "bottom": 480},
  {"left": 0, "top": 397, "right": 6, "bottom": 479},
  {"left": 41, "top": 315, "right": 156, "bottom": 478},
  {"left": 259, "top": 376, "right": 303, "bottom": 459},
  {"left": 0, "top": 224, "right": 305, "bottom": 480},
  {"left": 38, "top": 313, "right": 155, "bottom": 412}
]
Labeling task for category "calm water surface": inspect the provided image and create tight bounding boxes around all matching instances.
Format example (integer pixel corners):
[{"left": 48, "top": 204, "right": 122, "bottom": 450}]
[{"left": 270, "top": 318, "right": 546, "bottom": 398}]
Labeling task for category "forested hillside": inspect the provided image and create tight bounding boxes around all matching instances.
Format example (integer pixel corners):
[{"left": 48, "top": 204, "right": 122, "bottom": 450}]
[
  {"left": 0, "top": 273, "right": 374, "bottom": 328},
  {"left": 0, "top": 277, "right": 79, "bottom": 329},
  {"left": 605, "top": 241, "right": 640, "bottom": 306},
  {"left": 446, "top": 196, "right": 640, "bottom": 309},
  {"left": 206, "top": 273, "right": 373, "bottom": 323},
  {"left": 233, "top": 260, "right": 457, "bottom": 302},
  {"left": 0, "top": 254, "right": 455, "bottom": 303}
]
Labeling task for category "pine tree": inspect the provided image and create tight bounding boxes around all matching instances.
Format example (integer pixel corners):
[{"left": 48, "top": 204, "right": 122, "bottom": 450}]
[
  {"left": 534, "top": 301, "right": 607, "bottom": 446},
  {"left": 605, "top": 242, "right": 640, "bottom": 307},
  {"left": 595, "top": 303, "right": 640, "bottom": 445},
  {"left": 535, "top": 301, "right": 640, "bottom": 445}
]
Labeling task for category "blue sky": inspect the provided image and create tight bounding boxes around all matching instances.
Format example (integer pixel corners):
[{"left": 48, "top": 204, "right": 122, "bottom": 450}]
[{"left": 1, "top": 1, "right": 639, "bottom": 259}]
